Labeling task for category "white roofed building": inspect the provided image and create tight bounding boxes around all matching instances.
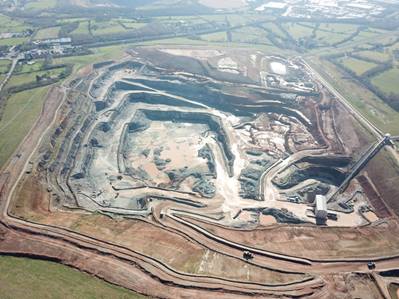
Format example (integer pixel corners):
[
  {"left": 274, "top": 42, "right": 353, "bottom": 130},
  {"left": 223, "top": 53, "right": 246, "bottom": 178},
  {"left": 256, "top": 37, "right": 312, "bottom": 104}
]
[{"left": 315, "top": 195, "right": 328, "bottom": 224}]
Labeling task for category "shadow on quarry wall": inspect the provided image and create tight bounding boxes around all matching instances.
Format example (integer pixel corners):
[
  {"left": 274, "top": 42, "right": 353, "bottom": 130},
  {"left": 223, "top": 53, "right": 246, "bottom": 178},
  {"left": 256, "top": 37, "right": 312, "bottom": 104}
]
[{"left": 273, "top": 156, "right": 351, "bottom": 189}]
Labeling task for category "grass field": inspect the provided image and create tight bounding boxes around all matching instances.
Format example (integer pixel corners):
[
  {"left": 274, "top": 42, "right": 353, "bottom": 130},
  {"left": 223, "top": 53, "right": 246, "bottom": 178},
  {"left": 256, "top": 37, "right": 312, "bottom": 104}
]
[
  {"left": 338, "top": 56, "right": 377, "bottom": 76},
  {"left": 261, "top": 23, "right": 286, "bottom": 38},
  {"left": 356, "top": 50, "right": 391, "bottom": 63},
  {"left": 57, "top": 18, "right": 88, "bottom": 25},
  {"left": 15, "top": 60, "right": 46, "bottom": 73},
  {"left": 91, "top": 20, "right": 127, "bottom": 36},
  {"left": 202, "top": 14, "right": 249, "bottom": 26},
  {"left": 35, "top": 26, "right": 60, "bottom": 39},
  {"left": 53, "top": 43, "right": 132, "bottom": 72},
  {"left": 280, "top": 22, "right": 362, "bottom": 47},
  {"left": 225, "top": 14, "right": 251, "bottom": 26},
  {"left": 0, "top": 14, "right": 29, "bottom": 33},
  {"left": 118, "top": 19, "right": 147, "bottom": 30},
  {"left": 25, "top": 0, "right": 57, "bottom": 10},
  {"left": 0, "top": 37, "right": 27, "bottom": 46},
  {"left": 315, "top": 30, "right": 350, "bottom": 45},
  {"left": 6, "top": 67, "right": 66, "bottom": 88},
  {"left": 0, "top": 87, "right": 49, "bottom": 167},
  {"left": 318, "top": 23, "right": 358, "bottom": 33},
  {"left": 0, "top": 59, "right": 11, "bottom": 74},
  {"left": 371, "top": 68, "right": 399, "bottom": 95},
  {"left": 201, "top": 31, "right": 228, "bottom": 42},
  {"left": 0, "top": 256, "right": 147, "bottom": 299},
  {"left": 71, "top": 21, "right": 90, "bottom": 35},
  {"left": 283, "top": 22, "right": 314, "bottom": 40},
  {"left": 231, "top": 26, "right": 271, "bottom": 44},
  {"left": 349, "top": 30, "right": 383, "bottom": 44}
]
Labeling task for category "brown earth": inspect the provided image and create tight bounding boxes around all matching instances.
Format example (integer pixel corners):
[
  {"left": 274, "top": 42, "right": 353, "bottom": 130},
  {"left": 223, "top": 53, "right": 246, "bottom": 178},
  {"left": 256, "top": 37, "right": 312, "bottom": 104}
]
[
  {"left": 9, "top": 180, "right": 309, "bottom": 285},
  {"left": 180, "top": 215, "right": 399, "bottom": 260}
]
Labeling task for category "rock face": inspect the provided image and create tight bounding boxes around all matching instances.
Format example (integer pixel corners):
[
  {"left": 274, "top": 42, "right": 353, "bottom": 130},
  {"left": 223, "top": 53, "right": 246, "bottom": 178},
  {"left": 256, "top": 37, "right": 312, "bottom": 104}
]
[
  {"left": 273, "top": 165, "right": 347, "bottom": 189},
  {"left": 239, "top": 153, "right": 274, "bottom": 200},
  {"left": 261, "top": 208, "right": 307, "bottom": 224},
  {"left": 128, "top": 111, "right": 151, "bottom": 133},
  {"left": 193, "top": 178, "right": 216, "bottom": 198},
  {"left": 198, "top": 144, "right": 217, "bottom": 177}
]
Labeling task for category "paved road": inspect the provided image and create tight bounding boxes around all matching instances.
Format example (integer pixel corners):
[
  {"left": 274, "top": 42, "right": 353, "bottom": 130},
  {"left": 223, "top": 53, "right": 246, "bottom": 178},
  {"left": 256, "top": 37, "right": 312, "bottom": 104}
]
[{"left": 0, "top": 58, "right": 18, "bottom": 93}]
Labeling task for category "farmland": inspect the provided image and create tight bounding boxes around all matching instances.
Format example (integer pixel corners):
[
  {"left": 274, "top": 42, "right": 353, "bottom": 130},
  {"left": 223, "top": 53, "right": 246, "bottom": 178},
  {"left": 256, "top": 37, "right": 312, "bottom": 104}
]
[
  {"left": 338, "top": 56, "right": 377, "bottom": 76},
  {"left": 372, "top": 68, "right": 399, "bottom": 95},
  {"left": 6, "top": 67, "right": 66, "bottom": 88},
  {"left": 0, "top": 86, "right": 49, "bottom": 167},
  {"left": 0, "top": 60, "right": 11, "bottom": 74},
  {"left": 35, "top": 26, "right": 61, "bottom": 39},
  {"left": 0, "top": 256, "right": 147, "bottom": 299}
]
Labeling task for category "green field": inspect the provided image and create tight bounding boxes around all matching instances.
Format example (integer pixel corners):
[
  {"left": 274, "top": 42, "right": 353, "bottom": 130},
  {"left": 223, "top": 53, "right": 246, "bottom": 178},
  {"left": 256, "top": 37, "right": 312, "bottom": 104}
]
[
  {"left": 154, "top": 15, "right": 204, "bottom": 24},
  {"left": 71, "top": 21, "right": 90, "bottom": 35},
  {"left": 202, "top": 14, "right": 249, "bottom": 26},
  {"left": 201, "top": 31, "right": 228, "bottom": 42},
  {"left": 53, "top": 43, "right": 132, "bottom": 72},
  {"left": 349, "top": 30, "right": 383, "bottom": 45},
  {"left": 0, "top": 59, "right": 11, "bottom": 74},
  {"left": 372, "top": 68, "right": 399, "bottom": 95},
  {"left": 356, "top": 50, "right": 391, "bottom": 63},
  {"left": 25, "top": 0, "right": 57, "bottom": 10},
  {"left": 0, "top": 37, "right": 27, "bottom": 46},
  {"left": 6, "top": 67, "right": 66, "bottom": 88},
  {"left": 318, "top": 23, "right": 358, "bottom": 33},
  {"left": 338, "top": 56, "right": 377, "bottom": 76},
  {"left": 284, "top": 22, "right": 314, "bottom": 40},
  {"left": 0, "top": 256, "right": 147, "bottom": 299},
  {"left": 35, "top": 26, "right": 60, "bottom": 39},
  {"left": 0, "top": 14, "right": 29, "bottom": 33},
  {"left": 316, "top": 30, "right": 347, "bottom": 45},
  {"left": 262, "top": 22, "right": 286, "bottom": 38},
  {"left": 225, "top": 14, "right": 253, "bottom": 26},
  {"left": 279, "top": 22, "right": 363, "bottom": 47},
  {"left": 0, "top": 87, "right": 49, "bottom": 167},
  {"left": 15, "top": 60, "right": 46, "bottom": 73},
  {"left": 231, "top": 26, "right": 271, "bottom": 44},
  {"left": 57, "top": 18, "right": 88, "bottom": 25},
  {"left": 118, "top": 19, "right": 147, "bottom": 30},
  {"left": 91, "top": 20, "right": 127, "bottom": 36}
]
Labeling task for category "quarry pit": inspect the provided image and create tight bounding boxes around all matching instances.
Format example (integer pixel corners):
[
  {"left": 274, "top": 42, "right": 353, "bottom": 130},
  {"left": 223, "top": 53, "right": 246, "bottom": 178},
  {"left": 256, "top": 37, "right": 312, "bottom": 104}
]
[
  {"left": 32, "top": 47, "right": 377, "bottom": 227},
  {"left": 3, "top": 47, "right": 399, "bottom": 298}
]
